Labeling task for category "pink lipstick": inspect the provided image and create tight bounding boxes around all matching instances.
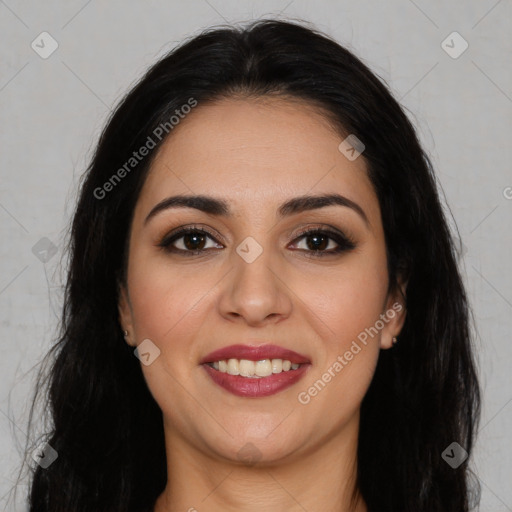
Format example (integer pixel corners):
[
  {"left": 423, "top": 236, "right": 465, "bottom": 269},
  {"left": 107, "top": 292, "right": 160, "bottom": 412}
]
[{"left": 200, "top": 344, "right": 311, "bottom": 398}]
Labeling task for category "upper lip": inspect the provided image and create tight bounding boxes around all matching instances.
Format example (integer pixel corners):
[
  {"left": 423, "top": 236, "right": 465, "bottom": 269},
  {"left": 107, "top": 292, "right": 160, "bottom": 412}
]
[{"left": 200, "top": 344, "right": 311, "bottom": 364}]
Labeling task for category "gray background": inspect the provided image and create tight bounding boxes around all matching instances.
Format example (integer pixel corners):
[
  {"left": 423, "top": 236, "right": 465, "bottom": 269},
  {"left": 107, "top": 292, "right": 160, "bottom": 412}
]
[{"left": 1, "top": 1, "right": 511, "bottom": 510}]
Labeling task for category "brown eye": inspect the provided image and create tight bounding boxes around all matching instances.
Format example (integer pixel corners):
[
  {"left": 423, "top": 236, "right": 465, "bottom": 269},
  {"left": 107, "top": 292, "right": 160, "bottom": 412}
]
[
  {"left": 290, "top": 228, "right": 356, "bottom": 257},
  {"left": 179, "top": 232, "right": 208, "bottom": 251},
  {"left": 158, "top": 227, "right": 223, "bottom": 255},
  {"left": 299, "top": 232, "right": 332, "bottom": 251}
]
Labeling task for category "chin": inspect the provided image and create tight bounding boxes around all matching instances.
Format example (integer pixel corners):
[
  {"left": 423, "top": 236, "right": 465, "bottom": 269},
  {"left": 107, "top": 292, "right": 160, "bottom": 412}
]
[{"left": 204, "top": 428, "right": 306, "bottom": 467}]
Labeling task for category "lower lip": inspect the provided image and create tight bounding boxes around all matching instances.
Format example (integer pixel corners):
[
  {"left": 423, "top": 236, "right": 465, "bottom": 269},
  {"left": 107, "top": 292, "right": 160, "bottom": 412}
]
[{"left": 202, "top": 364, "right": 310, "bottom": 398}]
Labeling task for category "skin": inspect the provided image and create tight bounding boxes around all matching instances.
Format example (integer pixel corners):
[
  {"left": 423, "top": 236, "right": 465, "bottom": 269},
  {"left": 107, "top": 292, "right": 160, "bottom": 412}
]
[{"left": 118, "top": 96, "right": 406, "bottom": 512}]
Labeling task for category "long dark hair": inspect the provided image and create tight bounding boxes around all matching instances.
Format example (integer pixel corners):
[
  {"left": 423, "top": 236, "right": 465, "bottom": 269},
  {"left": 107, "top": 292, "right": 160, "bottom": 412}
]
[{"left": 19, "top": 18, "right": 480, "bottom": 511}]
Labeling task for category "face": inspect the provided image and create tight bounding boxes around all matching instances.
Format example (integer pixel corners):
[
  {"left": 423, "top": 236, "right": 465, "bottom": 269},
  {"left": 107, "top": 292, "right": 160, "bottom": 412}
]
[{"left": 118, "top": 96, "right": 406, "bottom": 465}]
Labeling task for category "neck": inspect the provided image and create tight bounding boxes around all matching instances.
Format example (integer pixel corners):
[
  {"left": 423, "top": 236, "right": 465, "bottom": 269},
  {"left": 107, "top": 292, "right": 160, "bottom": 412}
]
[{"left": 154, "top": 414, "right": 367, "bottom": 512}]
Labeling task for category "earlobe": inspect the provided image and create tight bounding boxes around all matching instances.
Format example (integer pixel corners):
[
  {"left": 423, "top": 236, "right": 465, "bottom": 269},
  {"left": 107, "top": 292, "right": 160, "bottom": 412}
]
[
  {"left": 380, "top": 278, "right": 407, "bottom": 350},
  {"left": 117, "top": 283, "right": 135, "bottom": 346}
]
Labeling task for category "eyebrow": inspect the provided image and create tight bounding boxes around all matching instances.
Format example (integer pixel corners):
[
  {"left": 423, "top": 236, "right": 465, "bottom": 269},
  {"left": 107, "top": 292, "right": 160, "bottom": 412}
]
[{"left": 144, "top": 193, "right": 370, "bottom": 228}]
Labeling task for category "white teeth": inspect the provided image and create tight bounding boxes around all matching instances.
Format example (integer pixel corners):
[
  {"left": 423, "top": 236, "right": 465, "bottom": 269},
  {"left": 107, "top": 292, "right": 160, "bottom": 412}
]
[
  {"left": 227, "top": 358, "right": 239, "bottom": 375},
  {"left": 239, "top": 359, "right": 255, "bottom": 377},
  {"left": 209, "top": 358, "right": 301, "bottom": 378},
  {"left": 255, "top": 359, "right": 273, "bottom": 377},
  {"left": 271, "top": 358, "right": 282, "bottom": 373}
]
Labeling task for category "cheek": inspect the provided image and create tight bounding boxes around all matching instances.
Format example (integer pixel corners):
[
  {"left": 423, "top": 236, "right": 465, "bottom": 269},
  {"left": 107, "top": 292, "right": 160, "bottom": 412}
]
[
  {"left": 293, "top": 249, "right": 388, "bottom": 410},
  {"left": 298, "top": 345, "right": 379, "bottom": 428},
  {"left": 295, "top": 249, "right": 389, "bottom": 345},
  {"left": 126, "top": 249, "right": 214, "bottom": 342},
  {"left": 296, "top": 281, "right": 383, "bottom": 424},
  {"left": 125, "top": 256, "right": 214, "bottom": 421}
]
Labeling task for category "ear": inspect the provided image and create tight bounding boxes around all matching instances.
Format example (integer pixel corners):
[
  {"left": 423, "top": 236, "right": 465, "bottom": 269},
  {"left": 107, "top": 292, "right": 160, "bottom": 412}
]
[
  {"left": 118, "top": 282, "right": 136, "bottom": 347},
  {"left": 380, "top": 277, "right": 407, "bottom": 350}
]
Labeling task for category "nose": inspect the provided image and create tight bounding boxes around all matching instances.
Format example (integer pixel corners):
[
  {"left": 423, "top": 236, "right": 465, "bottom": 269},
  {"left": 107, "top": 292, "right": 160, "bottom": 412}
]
[{"left": 217, "top": 243, "right": 293, "bottom": 327}]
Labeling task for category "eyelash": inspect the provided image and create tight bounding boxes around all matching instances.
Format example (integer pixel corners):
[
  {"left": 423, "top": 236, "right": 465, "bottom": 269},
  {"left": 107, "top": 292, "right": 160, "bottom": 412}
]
[{"left": 157, "top": 224, "right": 356, "bottom": 258}]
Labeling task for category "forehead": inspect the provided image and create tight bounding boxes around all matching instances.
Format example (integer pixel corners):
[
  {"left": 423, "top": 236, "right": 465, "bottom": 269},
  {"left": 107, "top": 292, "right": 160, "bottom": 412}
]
[{"left": 136, "top": 96, "right": 379, "bottom": 225}]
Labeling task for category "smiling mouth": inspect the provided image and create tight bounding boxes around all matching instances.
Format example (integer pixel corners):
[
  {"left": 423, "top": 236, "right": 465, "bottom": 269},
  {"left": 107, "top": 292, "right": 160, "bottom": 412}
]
[
  {"left": 206, "top": 358, "right": 302, "bottom": 378},
  {"left": 200, "top": 343, "right": 311, "bottom": 397},
  {"left": 202, "top": 359, "right": 311, "bottom": 397}
]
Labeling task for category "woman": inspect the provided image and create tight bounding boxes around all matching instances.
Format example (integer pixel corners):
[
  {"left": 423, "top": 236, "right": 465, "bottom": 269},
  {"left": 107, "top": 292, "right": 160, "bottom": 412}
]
[{"left": 24, "top": 18, "right": 480, "bottom": 511}]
